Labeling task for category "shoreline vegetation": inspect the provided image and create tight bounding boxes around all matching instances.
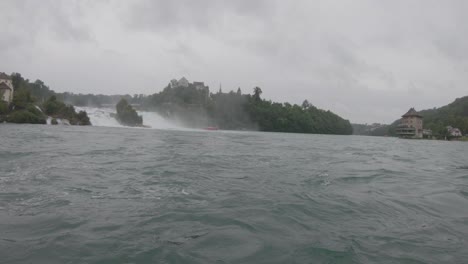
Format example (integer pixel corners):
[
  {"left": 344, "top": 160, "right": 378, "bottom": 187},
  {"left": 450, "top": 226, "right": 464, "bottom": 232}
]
[
  {"left": 0, "top": 73, "right": 353, "bottom": 135},
  {"left": 0, "top": 74, "right": 90, "bottom": 126},
  {"left": 351, "top": 95, "right": 468, "bottom": 141}
]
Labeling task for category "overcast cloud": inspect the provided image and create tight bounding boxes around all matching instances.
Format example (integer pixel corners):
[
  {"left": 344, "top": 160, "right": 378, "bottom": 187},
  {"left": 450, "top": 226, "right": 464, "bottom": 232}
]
[{"left": 1, "top": 0, "right": 467, "bottom": 123}]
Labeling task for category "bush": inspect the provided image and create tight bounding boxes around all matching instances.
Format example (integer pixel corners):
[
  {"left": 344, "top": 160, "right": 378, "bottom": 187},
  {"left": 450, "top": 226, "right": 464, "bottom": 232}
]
[
  {"left": 51, "top": 118, "right": 58, "bottom": 125},
  {"left": 42, "top": 96, "right": 91, "bottom": 126},
  {"left": 76, "top": 111, "right": 91, "bottom": 125},
  {"left": 26, "top": 105, "right": 44, "bottom": 116},
  {"left": 0, "top": 101, "right": 9, "bottom": 115},
  {"left": 7, "top": 110, "right": 46, "bottom": 124},
  {"left": 43, "top": 95, "right": 64, "bottom": 115}
]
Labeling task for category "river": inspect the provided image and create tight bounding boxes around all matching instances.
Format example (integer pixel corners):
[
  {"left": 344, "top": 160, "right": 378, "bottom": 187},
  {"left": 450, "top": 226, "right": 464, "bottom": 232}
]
[{"left": 0, "top": 122, "right": 467, "bottom": 263}]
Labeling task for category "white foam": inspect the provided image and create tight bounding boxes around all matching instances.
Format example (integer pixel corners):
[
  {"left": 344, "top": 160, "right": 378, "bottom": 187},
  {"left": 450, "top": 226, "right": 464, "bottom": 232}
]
[
  {"left": 75, "top": 107, "right": 121, "bottom": 127},
  {"left": 75, "top": 106, "right": 185, "bottom": 130}
]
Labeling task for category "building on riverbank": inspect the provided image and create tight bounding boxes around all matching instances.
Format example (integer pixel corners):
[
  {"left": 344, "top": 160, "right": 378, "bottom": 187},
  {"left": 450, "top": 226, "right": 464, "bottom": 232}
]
[
  {"left": 447, "top": 126, "right": 463, "bottom": 137},
  {"left": 396, "top": 108, "right": 423, "bottom": 138},
  {"left": 0, "top": 72, "right": 14, "bottom": 104}
]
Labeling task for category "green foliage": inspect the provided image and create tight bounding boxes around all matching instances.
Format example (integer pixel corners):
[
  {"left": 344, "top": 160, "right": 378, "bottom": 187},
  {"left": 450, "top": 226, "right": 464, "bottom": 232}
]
[
  {"left": 116, "top": 98, "right": 143, "bottom": 126},
  {"left": 6, "top": 73, "right": 91, "bottom": 126},
  {"left": 26, "top": 105, "right": 43, "bottom": 116},
  {"left": 11, "top": 73, "right": 54, "bottom": 102},
  {"left": 253, "top": 87, "right": 262, "bottom": 102},
  {"left": 12, "top": 88, "right": 35, "bottom": 110},
  {"left": 43, "top": 95, "right": 63, "bottom": 115},
  {"left": 418, "top": 96, "right": 468, "bottom": 136},
  {"left": 51, "top": 118, "right": 58, "bottom": 125},
  {"left": 43, "top": 96, "right": 91, "bottom": 125},
  {"left": 352, "top": 123, "right": 390, "bottom": 136},
  {"left": 75, "top": 111, "right": 91, "bottom": 126},
  {"left": 0, "top": 101, "right": 9, "bottom": 115},
  {"left": 58, "top": 93, "right": 146, "bottom": 107},
  {"left": 246, "top": 98, "right": 353, "bottom": 134},
  {"left": 7, "top": 110, "right": 46, "bottom": 124}
]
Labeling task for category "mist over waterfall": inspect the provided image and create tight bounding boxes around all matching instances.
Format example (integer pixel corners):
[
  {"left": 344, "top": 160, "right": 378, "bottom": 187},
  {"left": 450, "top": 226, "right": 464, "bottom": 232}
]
[{"left": 76, "top": 107, "right": 183, "bottom": 130}]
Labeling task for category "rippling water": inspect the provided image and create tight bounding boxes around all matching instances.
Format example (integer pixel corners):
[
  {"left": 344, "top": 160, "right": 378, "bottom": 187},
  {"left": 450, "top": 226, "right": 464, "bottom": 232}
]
[{"left": 1, "top": 124, "right": 467, "bottom": 263}]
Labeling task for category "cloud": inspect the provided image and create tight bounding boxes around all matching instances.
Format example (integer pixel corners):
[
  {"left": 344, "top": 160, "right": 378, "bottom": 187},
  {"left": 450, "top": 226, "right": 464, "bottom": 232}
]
[{"left": 1, "top": 0, "right": 467, "bottom": 123}]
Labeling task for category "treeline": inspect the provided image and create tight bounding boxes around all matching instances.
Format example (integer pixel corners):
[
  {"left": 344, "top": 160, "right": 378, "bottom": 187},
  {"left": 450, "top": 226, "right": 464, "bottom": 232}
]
[
  {"left": 352, "top": 123, "right": 390, "bottom": 136},
  {"left": 6, "top": 75, "right": 144, "bottom": 108},
  {"left": 60, "top": 93, "right": 145, "bottom": 107},
  {"left": 142, "top": 84, "right": 353, "bottom": 134},
  {"left": 2, "top": 73, "right": 353, "bottom": 134},
  {"left": 0, "top": 73, "right": 90, "bottom": 125}
]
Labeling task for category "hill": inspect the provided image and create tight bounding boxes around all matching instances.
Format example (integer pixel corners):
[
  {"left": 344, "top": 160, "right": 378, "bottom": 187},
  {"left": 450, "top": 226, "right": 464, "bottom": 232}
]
[
  {"left": 354, "top": 96, "right": 468, "bottom": 137},
  {"left": 417, "top": 96, "right": 468, "bottom": 136}
]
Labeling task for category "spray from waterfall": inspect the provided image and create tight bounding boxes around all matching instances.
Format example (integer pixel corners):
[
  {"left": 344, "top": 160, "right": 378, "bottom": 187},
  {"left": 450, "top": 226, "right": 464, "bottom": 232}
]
[{"left": 75, "top": 107, "right": 185, "bottom": 130}]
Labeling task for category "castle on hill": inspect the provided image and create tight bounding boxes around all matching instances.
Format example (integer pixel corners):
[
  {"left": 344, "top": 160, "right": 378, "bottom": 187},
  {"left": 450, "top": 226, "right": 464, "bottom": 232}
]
[{"left": 169, "top": 77, "right": 209, "bottom": 91}]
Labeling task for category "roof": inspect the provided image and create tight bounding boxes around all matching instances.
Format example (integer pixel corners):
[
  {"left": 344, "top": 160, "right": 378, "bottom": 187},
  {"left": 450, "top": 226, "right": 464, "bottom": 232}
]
[
  {"left": 0, "top": 72, "right": 12, "bottom": 80},
  {"left": 0, "top": 82, "right": 12, "bottom": 90},
  {"left": 179, "top": 77, "right": 188, "bottom": 82},
  {"left": 402, "top": 107, "right": 422, "bottom": 118}
]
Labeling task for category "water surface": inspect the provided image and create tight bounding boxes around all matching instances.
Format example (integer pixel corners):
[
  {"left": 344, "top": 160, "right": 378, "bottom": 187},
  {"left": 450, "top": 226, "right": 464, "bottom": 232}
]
[{"left": 1, "top": 124, "right": 467, "bottom": 263}]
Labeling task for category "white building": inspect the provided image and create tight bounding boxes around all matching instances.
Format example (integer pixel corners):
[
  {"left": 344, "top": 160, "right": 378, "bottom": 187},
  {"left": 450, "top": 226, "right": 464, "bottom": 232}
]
[
  {"left": 447, "top": 126, "right": 463, "bottom": 137},
  {"left": 0, "top": 72, "right": 14, "bottom": 104}
]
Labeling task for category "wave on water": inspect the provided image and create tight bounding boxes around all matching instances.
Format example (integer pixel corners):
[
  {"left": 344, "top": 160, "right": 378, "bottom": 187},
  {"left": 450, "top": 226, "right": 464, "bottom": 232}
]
[{"left": 75, "top": 106, "right": 184, "bottom": 130}]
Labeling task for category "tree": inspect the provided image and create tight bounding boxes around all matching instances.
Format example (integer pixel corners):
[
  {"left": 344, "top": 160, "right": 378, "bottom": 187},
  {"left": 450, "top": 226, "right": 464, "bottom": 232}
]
[
  {"left": 0, "top": 101, "right": 8, "bottom": 115},
  {"left": 302, "top": 100, "right": 310, "bottom": 109},
  {"left": 43, "top": 95, "right": 62, "bottom": 115},
  {"left": 253, "top": 86, "right": 262, "bottom": 102}
]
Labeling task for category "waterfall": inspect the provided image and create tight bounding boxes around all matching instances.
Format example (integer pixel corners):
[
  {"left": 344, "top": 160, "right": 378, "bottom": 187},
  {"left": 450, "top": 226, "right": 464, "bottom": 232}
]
[{"left": 75, "top": 106, "right": 184, "bottom": 130}]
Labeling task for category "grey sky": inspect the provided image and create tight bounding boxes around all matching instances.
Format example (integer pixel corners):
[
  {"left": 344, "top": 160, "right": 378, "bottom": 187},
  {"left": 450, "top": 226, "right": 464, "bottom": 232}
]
[{"left": 1, "top": 0, "right": 467, "bottom": 123}]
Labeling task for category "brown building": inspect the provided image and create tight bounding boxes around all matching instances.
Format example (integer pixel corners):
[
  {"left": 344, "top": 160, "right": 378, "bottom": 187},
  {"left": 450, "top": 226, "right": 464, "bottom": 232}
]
[{"left": 396, "top": 108, "right": 423, "bottom": 138}]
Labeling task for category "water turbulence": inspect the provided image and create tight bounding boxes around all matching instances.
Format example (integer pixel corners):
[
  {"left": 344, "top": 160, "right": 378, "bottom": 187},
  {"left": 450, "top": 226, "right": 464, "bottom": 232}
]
[
  {"left": 76, "top": 106, "right": 183, "bottom": 130},
  {"left": 1, "top": 125, "right": 468, "bottom": 263},
  {"left": 139, "top": 110, "right": 184, "bottom": 130}
]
